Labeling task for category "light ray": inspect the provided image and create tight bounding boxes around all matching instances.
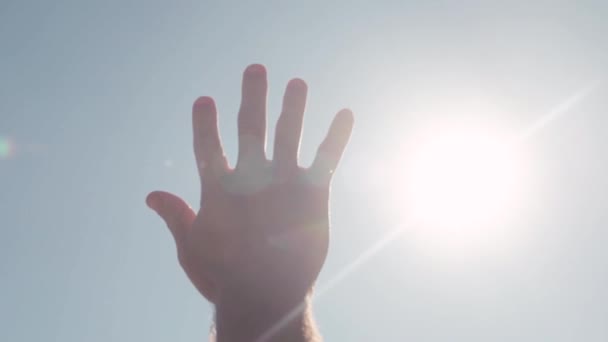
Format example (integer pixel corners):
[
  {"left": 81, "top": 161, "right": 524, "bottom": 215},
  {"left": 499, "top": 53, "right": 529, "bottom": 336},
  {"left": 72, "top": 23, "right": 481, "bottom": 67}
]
[
  {"left": 255, "top": 224, "right": 406, "bottom": 342},
  {"left": 514, "top": 81, "right": 600, "bottom": 143}
]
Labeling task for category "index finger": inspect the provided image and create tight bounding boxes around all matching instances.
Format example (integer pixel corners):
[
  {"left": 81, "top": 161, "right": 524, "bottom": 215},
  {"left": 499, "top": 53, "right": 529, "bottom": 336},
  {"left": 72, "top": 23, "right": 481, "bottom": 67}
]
[{"left": 192, "top": 96, "right": 228, "bottom": 180}]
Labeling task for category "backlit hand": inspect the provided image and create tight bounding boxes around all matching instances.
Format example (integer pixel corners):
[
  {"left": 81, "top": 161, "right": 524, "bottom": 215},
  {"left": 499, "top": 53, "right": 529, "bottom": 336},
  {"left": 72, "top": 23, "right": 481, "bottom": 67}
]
[{"left": 146, "top": 64, "right": 353, "bottom": 312}]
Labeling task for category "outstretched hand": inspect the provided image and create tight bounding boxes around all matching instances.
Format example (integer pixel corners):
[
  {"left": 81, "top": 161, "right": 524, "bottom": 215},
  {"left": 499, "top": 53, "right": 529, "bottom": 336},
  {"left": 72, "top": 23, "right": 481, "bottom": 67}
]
[{"left": 146, "top": 64, "right": 353, "bottom": 315}]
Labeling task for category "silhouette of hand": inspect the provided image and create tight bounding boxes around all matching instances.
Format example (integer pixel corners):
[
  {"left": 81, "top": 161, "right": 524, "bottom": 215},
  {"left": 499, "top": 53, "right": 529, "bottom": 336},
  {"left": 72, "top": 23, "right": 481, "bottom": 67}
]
[{"left": 146, "top": 64, "right": 353, "bottom": 310}]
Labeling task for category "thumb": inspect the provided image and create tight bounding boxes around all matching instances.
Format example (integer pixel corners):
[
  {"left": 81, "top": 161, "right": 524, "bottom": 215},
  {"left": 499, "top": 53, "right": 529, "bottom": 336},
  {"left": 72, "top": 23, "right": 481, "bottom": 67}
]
[{"left": 146, "top": 190, "right": 196, "bottom": 244}]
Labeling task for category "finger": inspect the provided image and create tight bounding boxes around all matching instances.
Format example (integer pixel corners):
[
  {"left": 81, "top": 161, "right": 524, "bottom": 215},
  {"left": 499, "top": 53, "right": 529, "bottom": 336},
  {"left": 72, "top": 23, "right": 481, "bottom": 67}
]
[
  {"left": 146, "top": 191, "right": 196, "bottom": 245},
  {"left": 237, "top": 64, "right": 268, "bottom": 166},
  {"left": 192, "top": 97, "right": 228, "bottom": 179},
  {"left": 308, "top": 109, "right": 354, "bottom": 184},
  {"left": 273, "top": 78, "right": 307, "bottom": 174}
]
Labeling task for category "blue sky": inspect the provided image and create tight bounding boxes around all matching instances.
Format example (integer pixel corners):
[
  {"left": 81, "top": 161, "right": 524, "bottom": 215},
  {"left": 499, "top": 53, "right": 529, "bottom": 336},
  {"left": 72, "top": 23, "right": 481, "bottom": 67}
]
[{"left": 1, "top": 1, "right": 607, "bottom": 341}]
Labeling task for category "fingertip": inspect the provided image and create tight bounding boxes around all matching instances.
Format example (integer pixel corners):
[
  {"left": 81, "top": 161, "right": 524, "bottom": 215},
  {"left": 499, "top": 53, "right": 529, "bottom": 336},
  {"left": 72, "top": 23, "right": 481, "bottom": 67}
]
[
  {"left": 193, "top": 96, "right": 218, "bottom": 132},
  {"left": 146, "top": 191, "right": 161, "bottom": 211},
  {"left": 332, "top": 109, "right": 355, "bottom": 138},
  {"left": 193, "top": 96, "right": 215, "bottom": 110},
  {"left": 287, "top": 78, "right": 308, "bottom": 91},
  {"left": 337, "top": 108, "right": 354, "bottom": 125},
  {"left": 244, "top": 63, "right": 267, "bottom": 76}
]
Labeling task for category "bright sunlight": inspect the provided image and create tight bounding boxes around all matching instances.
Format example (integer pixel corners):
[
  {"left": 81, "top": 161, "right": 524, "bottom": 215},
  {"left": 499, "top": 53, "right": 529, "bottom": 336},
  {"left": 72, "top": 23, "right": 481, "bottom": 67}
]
[
  {"left": 378, "top": 118, "right": 531, "bottom": 258},
  {"left": 404, "top": 124, "right": 524, "bottom": 230}
]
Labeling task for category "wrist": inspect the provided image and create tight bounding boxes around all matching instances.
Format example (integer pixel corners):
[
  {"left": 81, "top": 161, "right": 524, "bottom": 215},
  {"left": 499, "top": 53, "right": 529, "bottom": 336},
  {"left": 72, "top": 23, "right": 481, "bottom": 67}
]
[{"left": 214, "top": 293, "right": 319, "bottom": 342}]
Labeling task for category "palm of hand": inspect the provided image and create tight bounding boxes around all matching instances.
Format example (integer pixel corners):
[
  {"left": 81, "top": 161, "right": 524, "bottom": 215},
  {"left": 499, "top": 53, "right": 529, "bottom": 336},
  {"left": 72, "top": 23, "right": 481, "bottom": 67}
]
[{"left": 147, "top": 64, "right": 353, "bottom": 307}]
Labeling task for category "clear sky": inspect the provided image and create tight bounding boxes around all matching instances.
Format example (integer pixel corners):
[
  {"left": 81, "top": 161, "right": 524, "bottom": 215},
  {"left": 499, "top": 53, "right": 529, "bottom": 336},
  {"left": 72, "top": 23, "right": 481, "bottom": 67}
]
[{"left": 1, "top": 1, "right": 607, "bottom": 341}]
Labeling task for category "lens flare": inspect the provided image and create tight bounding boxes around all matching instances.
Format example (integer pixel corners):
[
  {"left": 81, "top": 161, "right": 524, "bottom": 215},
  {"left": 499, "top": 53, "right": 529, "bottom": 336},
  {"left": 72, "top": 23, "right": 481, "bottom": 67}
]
[{"left": 0, "top": 136, "right": 15, "bottom": 159}]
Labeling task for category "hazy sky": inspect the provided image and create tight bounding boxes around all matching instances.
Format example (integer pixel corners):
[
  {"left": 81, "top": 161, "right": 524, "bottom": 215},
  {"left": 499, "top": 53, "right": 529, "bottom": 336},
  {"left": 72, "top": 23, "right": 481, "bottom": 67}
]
[{"left": 1, "top": 1, "right": 607, "bottom": 341}]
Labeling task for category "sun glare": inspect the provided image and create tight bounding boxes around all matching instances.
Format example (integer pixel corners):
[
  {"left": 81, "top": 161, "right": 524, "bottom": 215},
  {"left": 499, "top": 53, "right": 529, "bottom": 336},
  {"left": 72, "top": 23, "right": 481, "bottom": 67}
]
[
  {"left": 381, "top": 121, "right": 530, "bottom": 257},
  {"left": 405, "top": 127, "right": 522, "bottom": 228}
]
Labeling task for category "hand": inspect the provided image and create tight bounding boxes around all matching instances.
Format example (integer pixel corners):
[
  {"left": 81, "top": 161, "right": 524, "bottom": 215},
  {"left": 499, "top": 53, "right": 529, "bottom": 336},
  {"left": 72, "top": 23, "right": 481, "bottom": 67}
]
[{"left": 146, "top": 64, "right": 353, "bottom": 319}]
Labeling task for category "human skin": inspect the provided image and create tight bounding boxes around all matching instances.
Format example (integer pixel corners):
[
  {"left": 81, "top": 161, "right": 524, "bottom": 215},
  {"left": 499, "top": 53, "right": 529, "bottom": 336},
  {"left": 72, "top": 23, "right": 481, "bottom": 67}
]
[{"left": 146, "top": 64, "right": 354, "bottom": 342}]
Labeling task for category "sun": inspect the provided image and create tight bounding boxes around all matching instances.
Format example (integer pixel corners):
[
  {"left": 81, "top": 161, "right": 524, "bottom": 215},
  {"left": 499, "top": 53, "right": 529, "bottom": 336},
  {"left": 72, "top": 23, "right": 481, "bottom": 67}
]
[
  {"left": 407, "top": 126, "right": 522, "bottom": 226},
  {"left": 383, "top": 121, "right": 529, "bottom": 255}
]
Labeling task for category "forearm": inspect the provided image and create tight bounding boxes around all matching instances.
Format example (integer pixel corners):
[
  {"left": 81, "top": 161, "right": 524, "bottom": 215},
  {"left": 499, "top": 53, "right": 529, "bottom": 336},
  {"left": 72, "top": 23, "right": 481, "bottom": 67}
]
[{"left": 214, "top": 295, "right": 320, "bottom": 342}]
